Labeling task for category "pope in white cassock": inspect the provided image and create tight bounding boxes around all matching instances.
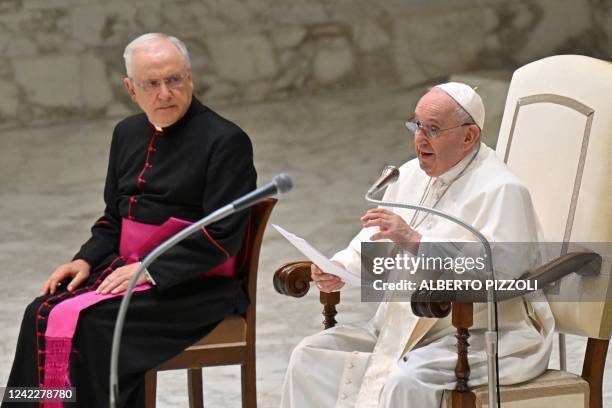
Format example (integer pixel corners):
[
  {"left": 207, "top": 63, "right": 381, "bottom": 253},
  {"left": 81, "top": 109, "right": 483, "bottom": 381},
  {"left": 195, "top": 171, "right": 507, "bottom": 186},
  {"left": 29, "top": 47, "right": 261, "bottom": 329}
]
[{"left": 280, "top": 83, "right": 555, "bottom": 407}]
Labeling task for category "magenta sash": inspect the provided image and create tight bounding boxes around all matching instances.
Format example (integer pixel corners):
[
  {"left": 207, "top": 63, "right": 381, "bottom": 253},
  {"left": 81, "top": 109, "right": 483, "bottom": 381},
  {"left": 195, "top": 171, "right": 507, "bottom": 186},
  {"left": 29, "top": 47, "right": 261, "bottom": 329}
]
[{"left": 42, "top": 217, "right": 236, "bottom": 406}]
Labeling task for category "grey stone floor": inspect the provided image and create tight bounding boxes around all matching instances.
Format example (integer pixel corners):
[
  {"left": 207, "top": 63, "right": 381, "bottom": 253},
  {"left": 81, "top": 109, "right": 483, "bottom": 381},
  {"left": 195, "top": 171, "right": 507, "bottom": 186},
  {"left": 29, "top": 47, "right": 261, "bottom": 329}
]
[{"left": 1, "top": 85, "right": 610, "bottom": 407}]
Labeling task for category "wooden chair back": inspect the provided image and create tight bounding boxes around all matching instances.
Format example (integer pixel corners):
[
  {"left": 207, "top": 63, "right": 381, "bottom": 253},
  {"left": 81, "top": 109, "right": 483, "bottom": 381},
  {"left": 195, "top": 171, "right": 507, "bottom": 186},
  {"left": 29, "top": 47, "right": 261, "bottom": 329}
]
[{"left": 237, "top": 198, "right": 277, "bottom": 351}]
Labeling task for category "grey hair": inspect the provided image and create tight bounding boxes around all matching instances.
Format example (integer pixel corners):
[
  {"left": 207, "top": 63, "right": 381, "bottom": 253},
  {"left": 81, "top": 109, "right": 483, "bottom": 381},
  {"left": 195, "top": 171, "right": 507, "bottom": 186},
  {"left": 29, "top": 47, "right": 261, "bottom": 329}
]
[
  {"left": 454, "top": 104, "right": 474, "bottom": 126},
  {"left": 455, "top": 103, "right": 481, "bottom": 139},
  {"left": 123, "top": 33, "right": 191, "bottom": 77}
]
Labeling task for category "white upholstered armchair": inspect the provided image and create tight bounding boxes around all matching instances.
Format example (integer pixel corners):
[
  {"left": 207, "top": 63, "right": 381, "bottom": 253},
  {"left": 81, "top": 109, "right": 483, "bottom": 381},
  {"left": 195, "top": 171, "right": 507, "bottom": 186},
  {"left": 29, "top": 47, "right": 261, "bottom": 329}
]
[{"left": 458, "top": 55, "right": 612, "bottom": 408}]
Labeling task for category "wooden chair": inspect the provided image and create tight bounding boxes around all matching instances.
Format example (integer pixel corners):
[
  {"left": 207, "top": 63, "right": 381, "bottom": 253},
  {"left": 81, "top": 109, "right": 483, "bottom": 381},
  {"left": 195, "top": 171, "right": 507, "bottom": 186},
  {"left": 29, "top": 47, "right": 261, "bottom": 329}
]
[
  {"left": 274, "top": 55, "right": 612, "bottom": 408},
  {"left": 145, "top": 198, "right": 276, "bottom": 408}
]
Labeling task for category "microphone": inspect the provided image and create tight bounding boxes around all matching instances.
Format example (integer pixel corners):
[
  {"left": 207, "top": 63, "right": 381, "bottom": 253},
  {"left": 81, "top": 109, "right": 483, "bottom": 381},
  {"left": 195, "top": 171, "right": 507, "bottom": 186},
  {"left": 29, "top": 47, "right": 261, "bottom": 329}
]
[
  {"left": 233, "top": 173, "right": 293, "bottom": 211},
  {"left": 366, "top": 165, "right": 400, "bottom": 197}
]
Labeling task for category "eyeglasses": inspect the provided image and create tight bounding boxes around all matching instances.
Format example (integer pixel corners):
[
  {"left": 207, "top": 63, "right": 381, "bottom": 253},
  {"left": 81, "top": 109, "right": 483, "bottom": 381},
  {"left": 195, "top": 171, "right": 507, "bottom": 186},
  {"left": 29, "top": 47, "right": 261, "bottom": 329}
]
[
  {"left": 405, "top": 118, "right": 473, "bottom": 139},
  {"left": 130, "top": 72, "right": 190, "bottom": 93}
]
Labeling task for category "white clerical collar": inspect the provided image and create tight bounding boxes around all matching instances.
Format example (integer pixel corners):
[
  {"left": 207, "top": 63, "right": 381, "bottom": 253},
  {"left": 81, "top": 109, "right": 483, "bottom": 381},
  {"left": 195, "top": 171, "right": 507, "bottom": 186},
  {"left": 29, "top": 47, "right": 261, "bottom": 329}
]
[{"left": 434, "top": 143, "right": 481, "bottom": 186}]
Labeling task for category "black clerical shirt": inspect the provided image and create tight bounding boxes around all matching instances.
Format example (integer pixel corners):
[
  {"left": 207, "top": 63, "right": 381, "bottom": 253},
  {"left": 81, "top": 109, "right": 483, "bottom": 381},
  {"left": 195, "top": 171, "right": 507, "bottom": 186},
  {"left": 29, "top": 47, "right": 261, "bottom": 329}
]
[{"left": 73, "top": 97, "right": 257, "bottom": 291}]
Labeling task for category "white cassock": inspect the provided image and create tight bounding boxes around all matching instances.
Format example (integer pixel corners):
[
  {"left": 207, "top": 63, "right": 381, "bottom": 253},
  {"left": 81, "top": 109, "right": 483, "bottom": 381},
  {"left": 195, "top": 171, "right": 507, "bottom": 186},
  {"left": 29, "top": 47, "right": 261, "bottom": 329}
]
[{"left": 280, "top": 143, "right": 555, "bottom": 408}]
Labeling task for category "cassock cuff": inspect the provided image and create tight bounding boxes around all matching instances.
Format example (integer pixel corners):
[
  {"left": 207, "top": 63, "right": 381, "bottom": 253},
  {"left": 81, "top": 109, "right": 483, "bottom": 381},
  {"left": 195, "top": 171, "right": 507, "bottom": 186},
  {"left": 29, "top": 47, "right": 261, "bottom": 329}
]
[{"left": 140, "top": 262, "right": 157, "bottom": 285}]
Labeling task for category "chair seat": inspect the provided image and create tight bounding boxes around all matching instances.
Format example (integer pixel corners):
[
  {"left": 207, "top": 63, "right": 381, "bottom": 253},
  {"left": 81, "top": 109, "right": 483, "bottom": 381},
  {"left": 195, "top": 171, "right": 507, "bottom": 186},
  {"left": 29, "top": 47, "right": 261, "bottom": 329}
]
[
  {"left": 155, "top": 315, "right": 248, "bottom": 371},
  {"left": 467, "top": 369, "right": 590, "bottom": 408},
  {"left": 188, "top": 315, "right": 247, "bottom": 350}
]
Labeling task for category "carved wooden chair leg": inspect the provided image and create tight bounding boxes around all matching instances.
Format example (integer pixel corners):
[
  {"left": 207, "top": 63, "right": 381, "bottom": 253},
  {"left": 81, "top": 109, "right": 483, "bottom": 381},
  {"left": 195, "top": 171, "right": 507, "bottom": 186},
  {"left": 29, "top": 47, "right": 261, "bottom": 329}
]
[
  {"left": 144, "top": 370, "right": 158, "bottom": 408},
  {"left": 582, "top": 338, "right": 609, "bottom": 408},
  {"left": 320, "top": 291, "right": 340, "bottom": 329},
  {"left": 241, "top": 358, "right": 257, "bottom": 408},
  {"left": 452, "top": 303, "right": 476, "bottom": 408},
  {"left": 187, "top": 368, "right": 204, "bottom": 408}
]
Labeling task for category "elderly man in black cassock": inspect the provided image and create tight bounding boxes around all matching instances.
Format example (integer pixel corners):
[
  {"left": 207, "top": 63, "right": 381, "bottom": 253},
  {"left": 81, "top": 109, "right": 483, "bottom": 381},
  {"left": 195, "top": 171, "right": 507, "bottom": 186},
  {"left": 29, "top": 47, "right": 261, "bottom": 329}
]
[{"left": 3, "top": 33, "right": 257, "bottom": 407}]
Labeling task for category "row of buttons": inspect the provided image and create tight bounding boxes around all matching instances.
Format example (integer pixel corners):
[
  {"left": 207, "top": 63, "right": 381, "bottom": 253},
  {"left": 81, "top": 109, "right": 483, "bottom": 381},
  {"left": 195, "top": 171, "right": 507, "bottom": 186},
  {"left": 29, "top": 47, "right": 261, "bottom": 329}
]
[
  {"left": 128, "top": 129, "right": 161, "bottom": 221},
  {"left": 338, "top": 351, "right": 359, "bottom": 401}
]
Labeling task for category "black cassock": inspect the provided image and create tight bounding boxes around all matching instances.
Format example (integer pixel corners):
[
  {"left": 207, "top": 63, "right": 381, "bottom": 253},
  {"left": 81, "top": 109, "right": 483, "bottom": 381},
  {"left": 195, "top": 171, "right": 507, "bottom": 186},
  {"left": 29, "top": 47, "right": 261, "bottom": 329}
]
[{"left": 4, "top": 97, "right": 257, "bottom": 407}]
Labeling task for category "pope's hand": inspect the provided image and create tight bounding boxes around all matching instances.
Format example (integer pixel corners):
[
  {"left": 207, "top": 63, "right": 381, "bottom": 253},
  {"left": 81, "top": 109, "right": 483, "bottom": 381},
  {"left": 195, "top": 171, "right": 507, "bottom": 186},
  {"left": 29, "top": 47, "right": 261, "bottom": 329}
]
[
  {"left": 311, "top": 262, "right": 345, "bottom": 293},
  {"left": 96, "top": 263, "right": 147, "bottom": 295},
  {"left": 361, "top": 208, "right": 421, "bottom": 243},
  {"left": 40, "top": 259, "right": 91, "bottom": 296}
]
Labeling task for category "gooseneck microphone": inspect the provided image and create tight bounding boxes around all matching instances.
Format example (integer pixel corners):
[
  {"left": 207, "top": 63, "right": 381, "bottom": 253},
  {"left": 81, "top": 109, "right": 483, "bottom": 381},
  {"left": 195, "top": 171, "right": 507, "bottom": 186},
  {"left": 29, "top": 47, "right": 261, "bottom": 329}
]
[
  {"left": 364, "top": 167, "right": 500, "bottom": 408},
  {"left": 233, "top": 173, "right": 293, "bottom": 211},
  {"left": 110, "top": 174, "right": 293, "bottom": 408},
  {"left": 366, "top": 165, "right": 400, "bottom": 197}
]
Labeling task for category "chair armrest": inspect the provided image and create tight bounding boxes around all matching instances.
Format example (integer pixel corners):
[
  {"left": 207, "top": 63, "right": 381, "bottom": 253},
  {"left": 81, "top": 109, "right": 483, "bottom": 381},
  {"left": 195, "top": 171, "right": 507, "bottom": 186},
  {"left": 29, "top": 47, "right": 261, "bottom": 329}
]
[
  {"left": 273, "top": 261, "right": 313, "bottom": 297},
  {"left": 521, "top": 250, "right": 601, "bottom": 283},
  {"left": 416, "top": 252, "right": 602, "bottom": 407},
  {"left": 273, "top": 260, "right": 341, "bottom": 329},
  {"left": 411, "top": 251, "right": 602, "bottom": 318}
]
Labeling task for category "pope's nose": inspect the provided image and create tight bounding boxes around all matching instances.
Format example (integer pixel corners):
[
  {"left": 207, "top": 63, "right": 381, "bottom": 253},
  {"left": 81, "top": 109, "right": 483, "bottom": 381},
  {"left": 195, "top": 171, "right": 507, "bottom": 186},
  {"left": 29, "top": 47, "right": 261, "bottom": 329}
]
[{"left": 414, "top": 130, "right": 431, "bottom": 147}]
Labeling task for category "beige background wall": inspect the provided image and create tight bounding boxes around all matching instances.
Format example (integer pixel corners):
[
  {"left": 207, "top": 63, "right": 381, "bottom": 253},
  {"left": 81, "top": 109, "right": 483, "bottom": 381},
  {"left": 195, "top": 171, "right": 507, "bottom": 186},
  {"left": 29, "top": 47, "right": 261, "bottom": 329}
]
[{"left": 0, "top": 0, "right": 610, "bottom": 129}]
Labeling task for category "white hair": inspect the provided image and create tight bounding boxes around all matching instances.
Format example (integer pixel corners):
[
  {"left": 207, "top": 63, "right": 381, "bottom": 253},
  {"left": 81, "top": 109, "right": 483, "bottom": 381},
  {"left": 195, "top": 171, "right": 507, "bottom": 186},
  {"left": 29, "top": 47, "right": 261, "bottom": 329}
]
[{"left": 123, "top": 33, "right": 191, "bottom": 77}]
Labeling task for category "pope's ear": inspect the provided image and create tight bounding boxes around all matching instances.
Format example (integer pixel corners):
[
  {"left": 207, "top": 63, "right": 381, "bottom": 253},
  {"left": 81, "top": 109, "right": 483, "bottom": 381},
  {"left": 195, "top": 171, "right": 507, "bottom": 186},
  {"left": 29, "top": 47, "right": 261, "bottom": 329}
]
[
  {"left": 123, "top": 78, "right": 137, "bottom": 101},
  {"left": 464, "top": 124, "right": 479, "bottom": 149}
]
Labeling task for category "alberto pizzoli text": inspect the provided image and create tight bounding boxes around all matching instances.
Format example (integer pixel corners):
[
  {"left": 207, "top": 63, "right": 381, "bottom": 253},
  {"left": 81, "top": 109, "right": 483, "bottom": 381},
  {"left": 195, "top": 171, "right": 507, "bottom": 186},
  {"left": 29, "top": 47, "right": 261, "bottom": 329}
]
[{"left": 372, "top": 279, "right": 538, "bottom": 292}]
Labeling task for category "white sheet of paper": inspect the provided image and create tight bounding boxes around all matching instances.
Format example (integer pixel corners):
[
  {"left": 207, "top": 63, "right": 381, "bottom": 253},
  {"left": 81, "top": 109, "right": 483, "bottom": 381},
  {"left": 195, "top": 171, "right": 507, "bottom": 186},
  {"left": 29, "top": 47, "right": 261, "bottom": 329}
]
[{"left": 272, "top": 224, "right": 362, "bottom": 286}]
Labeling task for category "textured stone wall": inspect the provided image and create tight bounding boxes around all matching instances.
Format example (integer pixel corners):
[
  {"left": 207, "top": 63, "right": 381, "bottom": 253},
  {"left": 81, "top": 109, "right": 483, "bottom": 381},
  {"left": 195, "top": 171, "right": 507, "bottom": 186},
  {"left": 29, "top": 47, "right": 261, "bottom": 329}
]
[{"left": 0, "top": 0, "right": 608, "bottom": 127}]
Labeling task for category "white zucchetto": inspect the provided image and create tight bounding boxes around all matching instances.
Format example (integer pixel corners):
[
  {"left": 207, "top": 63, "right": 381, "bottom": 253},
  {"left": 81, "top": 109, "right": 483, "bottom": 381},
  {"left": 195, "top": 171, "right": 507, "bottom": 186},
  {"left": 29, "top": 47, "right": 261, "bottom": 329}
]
[{"left": 435, "top": 82, "right": 485, "bottom": 130}]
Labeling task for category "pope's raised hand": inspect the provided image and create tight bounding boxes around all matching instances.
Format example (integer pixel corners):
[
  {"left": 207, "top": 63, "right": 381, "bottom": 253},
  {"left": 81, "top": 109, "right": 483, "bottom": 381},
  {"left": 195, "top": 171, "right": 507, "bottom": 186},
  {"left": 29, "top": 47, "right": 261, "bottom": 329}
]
[{"left": 361, "top": 208, "right": 421, "bottom": 243}]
